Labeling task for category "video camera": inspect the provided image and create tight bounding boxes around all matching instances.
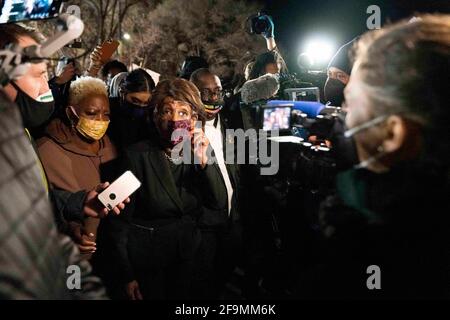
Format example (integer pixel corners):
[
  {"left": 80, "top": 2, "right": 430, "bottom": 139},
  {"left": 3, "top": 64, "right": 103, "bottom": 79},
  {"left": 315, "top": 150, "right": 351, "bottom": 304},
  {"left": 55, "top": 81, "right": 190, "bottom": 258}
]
[
  {"left": 247, "top": 99, "right": 344, "bottom": 140},
  {"left": 247, "top": 12, "right": 272, "bottom": 35},
  {"left": 241, "top": 99, "right": 346, "bottom": 194}
]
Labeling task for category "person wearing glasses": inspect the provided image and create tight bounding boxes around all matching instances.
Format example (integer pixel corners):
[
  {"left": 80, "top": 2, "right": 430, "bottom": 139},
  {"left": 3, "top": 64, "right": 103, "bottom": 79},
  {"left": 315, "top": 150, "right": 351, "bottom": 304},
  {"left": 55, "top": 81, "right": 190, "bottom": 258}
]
[
  {"left": 298, "top": 14, "right": 450, "bottom": 299},
  {"left": 106, "top": 78, "right": 228, "bottom": 300},
  {"left": 190, "top": 68, "right": 242, "bottom": 299}
]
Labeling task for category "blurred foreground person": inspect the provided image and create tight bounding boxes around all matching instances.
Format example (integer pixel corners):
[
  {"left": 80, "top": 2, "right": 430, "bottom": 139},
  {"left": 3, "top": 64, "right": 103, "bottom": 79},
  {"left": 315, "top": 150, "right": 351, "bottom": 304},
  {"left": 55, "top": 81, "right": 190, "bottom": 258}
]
[
  {"left": 0, "top": 91, "right": 106, "bottom": 299},
  {"left": 0, "top": 23, "right": 110, "bottom": 299},
  {"left": 299, "top": 14, "right": 450, "bottom": 299}
]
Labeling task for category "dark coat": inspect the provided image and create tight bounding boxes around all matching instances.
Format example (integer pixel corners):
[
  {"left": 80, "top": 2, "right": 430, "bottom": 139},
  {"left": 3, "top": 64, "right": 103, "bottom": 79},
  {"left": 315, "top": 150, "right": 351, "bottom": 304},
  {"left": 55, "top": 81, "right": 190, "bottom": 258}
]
[
  {"left": 296, "top": 163, "right": 450, "bottom": 299},
  {"left": 103, "top": 138, "right": 228, "bottom": 298},
  {"left": 201, "top": 114, "right": 241, "bottom": 229},
  {"left": 36, "top": 118, "right": 118, "bottom": 258}
]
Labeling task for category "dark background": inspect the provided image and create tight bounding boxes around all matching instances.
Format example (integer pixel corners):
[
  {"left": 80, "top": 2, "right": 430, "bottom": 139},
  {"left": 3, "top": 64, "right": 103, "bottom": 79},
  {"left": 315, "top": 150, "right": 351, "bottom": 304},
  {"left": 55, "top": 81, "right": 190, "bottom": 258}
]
[{"left": 258, "top": 0, "right": 450, "bottom": 72}]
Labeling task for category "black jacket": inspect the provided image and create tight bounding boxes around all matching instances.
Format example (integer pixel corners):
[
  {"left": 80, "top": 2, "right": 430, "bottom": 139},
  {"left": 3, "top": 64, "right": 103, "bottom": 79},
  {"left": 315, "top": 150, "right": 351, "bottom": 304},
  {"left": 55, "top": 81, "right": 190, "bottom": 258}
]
[
  {"left": 297, "top": 163, "right": 450, "bottom": 299},
  {"left": 106, "top": 138, "right": 228, "bottom": 283},
  {"left": 204, "top": 114, "right": 241, "bottom": 228}
]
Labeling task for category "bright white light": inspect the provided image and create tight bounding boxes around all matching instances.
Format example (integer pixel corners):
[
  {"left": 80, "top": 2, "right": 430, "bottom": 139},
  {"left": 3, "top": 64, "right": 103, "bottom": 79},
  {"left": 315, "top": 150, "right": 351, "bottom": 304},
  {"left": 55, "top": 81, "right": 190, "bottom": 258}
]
[
  {"left": 304, "top": 39, "right": 334, "bottom": 65},
  {"left": 123, "top": 33, "right": 131, "bottom": 41}
]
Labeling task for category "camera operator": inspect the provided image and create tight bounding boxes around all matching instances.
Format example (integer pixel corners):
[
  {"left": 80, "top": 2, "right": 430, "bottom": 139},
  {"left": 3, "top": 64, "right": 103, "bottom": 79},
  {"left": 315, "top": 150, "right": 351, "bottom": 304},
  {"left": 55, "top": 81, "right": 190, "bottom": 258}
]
[
  {"left": 209, "top": 14, "right": 284, "bottom": 130},
  {"left": 297, "top": 14, "right": 450, "bottom": 299},
  {"left": 239, "top": 14, "right": 288, "bottom": 105}
]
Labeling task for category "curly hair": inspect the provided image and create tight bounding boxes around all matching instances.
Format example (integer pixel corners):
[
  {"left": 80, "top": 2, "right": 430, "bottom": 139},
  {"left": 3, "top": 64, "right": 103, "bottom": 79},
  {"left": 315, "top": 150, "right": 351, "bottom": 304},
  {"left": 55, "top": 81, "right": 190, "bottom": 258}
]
[
  {"left": 151, "top": 78, "right": 206, "bottom": 122},
  {"left": 68, "top": 76, "right": 108, "bottom": 106}
]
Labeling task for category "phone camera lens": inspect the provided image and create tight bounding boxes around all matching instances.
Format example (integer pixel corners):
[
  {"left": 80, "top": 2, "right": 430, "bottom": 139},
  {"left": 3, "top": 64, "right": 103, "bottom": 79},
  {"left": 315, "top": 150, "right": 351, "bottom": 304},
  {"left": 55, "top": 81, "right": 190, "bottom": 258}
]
[{"left": 109, "top": 193, "right": 116, "bottom": 200}]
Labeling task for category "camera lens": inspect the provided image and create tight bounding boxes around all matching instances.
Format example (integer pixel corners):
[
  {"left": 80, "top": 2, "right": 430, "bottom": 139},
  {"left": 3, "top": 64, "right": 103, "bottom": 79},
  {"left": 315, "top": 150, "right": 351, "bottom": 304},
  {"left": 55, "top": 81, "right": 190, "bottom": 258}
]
[{"left": 109, "top": 193, "right": 116, "bottom": 200}]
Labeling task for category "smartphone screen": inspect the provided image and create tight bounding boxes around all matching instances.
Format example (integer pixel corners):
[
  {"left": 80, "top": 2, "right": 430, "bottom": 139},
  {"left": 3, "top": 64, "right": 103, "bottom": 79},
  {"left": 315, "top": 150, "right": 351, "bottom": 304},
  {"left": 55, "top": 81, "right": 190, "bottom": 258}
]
[{"left": 0, "top": 0, "right": 64, "bottom": 24}]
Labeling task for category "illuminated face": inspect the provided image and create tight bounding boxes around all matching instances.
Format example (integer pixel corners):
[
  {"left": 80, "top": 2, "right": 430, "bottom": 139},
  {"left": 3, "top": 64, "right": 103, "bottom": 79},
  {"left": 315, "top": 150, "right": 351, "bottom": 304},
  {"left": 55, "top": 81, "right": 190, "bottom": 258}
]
[
  {"left": 71, "top": 94, "right": 110, "bottom": 122},
  {"left": 5, "top": 36, "right": 50, "bottom": 100},
  {"left": 156, "top": 96, "right": 198, "bottom": 133}
]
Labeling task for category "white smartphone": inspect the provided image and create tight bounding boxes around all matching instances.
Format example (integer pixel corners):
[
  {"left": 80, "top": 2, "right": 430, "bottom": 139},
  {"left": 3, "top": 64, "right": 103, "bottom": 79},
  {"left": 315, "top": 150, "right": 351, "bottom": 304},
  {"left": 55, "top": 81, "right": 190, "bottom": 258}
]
[{"left": 97, "top": 171, "right": 141, "bottom": 211}]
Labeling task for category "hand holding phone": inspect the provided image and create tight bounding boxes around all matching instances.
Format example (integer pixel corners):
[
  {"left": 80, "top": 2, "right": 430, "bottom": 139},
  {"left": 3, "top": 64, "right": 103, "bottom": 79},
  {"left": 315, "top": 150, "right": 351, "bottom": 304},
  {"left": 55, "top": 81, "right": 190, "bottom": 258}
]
[
  {"left": 83, "top": 181, "right": 131, "bottom": 218},
  {"left": 98, "top": 39, "right": 120, "bottom": 63},
  {"left": 87, "top": 39, "right": 119, "bottom": 76},
  {"left": 97, "top": 171, "right": 141, "bottom": 211}
]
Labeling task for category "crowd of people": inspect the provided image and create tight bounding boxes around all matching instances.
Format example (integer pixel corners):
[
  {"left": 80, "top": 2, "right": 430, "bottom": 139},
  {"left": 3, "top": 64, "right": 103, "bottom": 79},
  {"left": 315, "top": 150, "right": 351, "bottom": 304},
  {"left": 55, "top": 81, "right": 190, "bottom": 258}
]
[{"left": 0, "top": 12, "right": 449, "bottom": 300}]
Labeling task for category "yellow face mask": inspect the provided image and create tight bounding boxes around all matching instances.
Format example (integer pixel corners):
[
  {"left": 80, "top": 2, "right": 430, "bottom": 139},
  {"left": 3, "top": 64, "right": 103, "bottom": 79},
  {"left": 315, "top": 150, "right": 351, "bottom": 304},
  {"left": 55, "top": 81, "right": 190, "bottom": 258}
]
[{"left": 70, "top": 107, "right": 109, "bottom": 141}]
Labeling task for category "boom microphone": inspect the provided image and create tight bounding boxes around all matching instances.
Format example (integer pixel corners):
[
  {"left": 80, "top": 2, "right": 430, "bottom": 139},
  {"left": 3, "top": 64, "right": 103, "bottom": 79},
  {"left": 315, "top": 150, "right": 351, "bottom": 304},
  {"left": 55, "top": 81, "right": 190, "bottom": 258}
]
[{"left": 240, "top": 73, "right": 280, "bottom": 104}]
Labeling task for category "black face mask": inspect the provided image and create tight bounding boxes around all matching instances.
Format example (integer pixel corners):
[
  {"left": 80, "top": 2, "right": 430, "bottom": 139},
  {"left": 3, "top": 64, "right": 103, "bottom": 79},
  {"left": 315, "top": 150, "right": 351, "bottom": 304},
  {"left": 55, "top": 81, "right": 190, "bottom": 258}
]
[
  {"left": 324, "top": 78, "right": 346, "bottom": 106},
  {"left": 120, "top": 98, "right": 148, "bottom": 119},
  {"left": 11, "top": 82, "right": 55, "bottom": 128},
  {"left": 328, "top": 114, "right": 359, "bottom": 170}
]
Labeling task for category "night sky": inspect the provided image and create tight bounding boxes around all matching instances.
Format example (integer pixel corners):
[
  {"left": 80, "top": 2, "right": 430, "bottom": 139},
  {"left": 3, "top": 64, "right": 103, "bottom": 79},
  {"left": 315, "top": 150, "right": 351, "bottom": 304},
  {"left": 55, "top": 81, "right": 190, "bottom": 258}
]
[{"left": 258, "top": 0, "right": 450, "bottom": 71}]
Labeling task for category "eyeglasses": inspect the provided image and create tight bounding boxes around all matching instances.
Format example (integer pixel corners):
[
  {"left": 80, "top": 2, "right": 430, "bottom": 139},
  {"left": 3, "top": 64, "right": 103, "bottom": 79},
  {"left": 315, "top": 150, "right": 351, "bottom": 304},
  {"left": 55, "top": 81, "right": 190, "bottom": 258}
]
[{"left": 200, "top": 88, "right": 224, "bottom": 99}]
